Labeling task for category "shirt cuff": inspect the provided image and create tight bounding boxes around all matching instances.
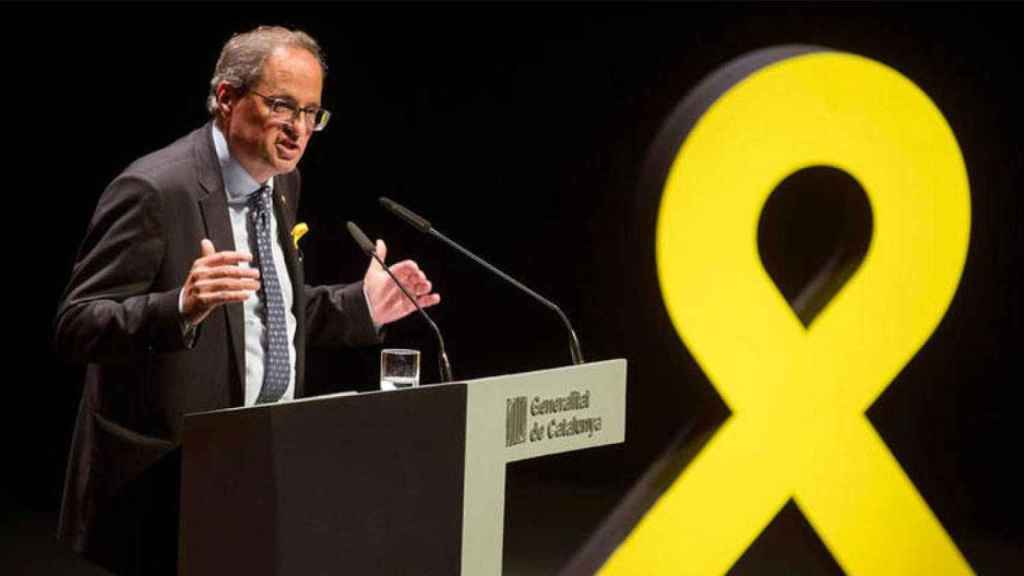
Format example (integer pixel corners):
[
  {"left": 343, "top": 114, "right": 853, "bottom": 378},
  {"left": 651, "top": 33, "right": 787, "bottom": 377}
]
[
  {"left": 362, "top": 284, "right": 383, "bottom": 332},
  {"left": 178, "top": 288, "right": 198, "bottom": 348}
]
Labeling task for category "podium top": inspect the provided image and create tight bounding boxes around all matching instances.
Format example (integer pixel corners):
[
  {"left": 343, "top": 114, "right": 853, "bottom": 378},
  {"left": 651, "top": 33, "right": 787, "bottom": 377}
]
[{"left": 185, "top": 358, "right": 627, "bottom": 419}]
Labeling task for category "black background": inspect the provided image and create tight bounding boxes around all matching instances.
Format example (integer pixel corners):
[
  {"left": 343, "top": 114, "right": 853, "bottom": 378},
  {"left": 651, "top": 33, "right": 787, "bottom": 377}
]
[{"left": 3, "top": 4, "right": 1021, "bottom": 574}]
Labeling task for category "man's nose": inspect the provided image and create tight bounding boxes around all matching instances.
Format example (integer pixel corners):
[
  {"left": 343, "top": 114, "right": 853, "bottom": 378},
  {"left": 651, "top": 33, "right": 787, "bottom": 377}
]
[{"left": 282, "top": 117, "right": 305, "bottom": 140}]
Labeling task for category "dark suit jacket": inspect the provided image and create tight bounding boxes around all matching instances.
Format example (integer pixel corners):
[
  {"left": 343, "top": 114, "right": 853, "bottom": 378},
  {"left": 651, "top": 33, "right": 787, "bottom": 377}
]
[{"left": 54, "top": 122, "right": 380, "bottom": 575}]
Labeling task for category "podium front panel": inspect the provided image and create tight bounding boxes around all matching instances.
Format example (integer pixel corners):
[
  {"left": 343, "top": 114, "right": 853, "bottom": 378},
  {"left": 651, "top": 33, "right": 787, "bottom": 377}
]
[{"left": 181, "top": 384, "right": 468, "bottom": 576}]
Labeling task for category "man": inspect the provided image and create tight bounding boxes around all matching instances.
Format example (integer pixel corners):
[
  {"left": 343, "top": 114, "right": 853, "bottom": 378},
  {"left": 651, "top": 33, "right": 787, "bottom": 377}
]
[{"left": 54, "top": 26, "right": 439, "bottom": 575}]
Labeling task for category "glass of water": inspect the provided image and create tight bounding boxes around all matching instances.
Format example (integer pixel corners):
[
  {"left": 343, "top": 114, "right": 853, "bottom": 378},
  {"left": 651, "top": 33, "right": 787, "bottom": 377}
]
[{"left": 380, "top": 348, "right": 420, "bottom": 390}]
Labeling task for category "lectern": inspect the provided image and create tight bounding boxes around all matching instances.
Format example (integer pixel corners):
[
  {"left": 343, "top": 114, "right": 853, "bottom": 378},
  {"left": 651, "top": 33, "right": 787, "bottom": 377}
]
[{"left": 179, "top": 359, "right": 626, "bottom": 575}]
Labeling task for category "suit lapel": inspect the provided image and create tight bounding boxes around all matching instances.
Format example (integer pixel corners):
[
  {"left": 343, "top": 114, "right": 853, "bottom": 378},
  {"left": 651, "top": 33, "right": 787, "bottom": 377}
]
[
  {"left": 272, "top": 176, "right": 301, "bottom": 288},
  {"left": 195, "top": 123, "right": 246, "bottom": 406},
  {"left": 273, "top": 174, "right": 306, "bottom": 397}
]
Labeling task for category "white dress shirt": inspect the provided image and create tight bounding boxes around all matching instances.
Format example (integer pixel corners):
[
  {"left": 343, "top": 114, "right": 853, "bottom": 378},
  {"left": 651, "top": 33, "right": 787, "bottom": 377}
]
[{"left": 211, "top": 123, "right": 299, "bottom": 405}]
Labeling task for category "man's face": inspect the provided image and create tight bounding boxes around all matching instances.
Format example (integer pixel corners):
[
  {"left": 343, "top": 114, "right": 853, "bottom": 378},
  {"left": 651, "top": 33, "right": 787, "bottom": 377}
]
[{"left": 219, "top": 45, "right": 323, "bottom": 182}]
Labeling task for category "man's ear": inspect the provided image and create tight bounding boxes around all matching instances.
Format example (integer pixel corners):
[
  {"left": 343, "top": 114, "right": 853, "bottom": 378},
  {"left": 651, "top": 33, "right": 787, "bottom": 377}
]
[{"left": 215, "top": 82, "right": 239, "bottom": 117}]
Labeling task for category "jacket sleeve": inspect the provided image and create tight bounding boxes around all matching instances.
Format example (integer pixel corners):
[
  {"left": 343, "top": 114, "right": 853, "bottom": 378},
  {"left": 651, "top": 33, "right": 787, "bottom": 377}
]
[
  {"left": 303, "top": 281, "right": 383, "bottom": 349},
  {"left": 54, "top": 174, "right": 189, "bottom": 364}
]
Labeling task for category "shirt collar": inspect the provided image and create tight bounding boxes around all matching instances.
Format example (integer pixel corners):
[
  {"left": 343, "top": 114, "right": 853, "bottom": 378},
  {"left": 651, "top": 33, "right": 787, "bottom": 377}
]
[{"left": 211, "top": 122, "right": 274, "bottom": 205}]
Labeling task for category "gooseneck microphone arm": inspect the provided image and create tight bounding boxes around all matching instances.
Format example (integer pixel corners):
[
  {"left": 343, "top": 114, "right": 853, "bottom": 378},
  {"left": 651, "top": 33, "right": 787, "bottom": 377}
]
[
  {"left": 379, "top": 197, "right": 584, "bottom": 365},
  {"left": 346, "top": 221, "right": 453, "bottom": 382}
]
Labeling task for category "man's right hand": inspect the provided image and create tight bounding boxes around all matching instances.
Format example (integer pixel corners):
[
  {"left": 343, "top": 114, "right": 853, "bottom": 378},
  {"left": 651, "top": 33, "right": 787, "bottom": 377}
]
[{"left": 181, "top": 239, "right": 260, "bottom": 326}]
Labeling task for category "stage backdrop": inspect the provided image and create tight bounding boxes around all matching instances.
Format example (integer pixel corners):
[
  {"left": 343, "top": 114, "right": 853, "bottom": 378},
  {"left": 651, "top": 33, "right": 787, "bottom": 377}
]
[{"left": 5, "top": 5, "right": 1021, "bottom": 575}]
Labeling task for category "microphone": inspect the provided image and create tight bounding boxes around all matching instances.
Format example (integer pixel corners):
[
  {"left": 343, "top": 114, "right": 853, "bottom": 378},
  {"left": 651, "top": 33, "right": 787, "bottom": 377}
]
[
  {"left": 346, "top": 221, "right": 453, "bottom": 383},
  {"left": 379, "top": 197, "right": 584, "bottom": 365}
]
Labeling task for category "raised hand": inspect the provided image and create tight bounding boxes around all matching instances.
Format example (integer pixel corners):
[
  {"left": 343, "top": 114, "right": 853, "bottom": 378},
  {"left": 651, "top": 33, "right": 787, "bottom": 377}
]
[
  {"left": 181, "top": 239, "right": 261, "bottom": 325},
  {"left": 363, "top": 239, "right": 440, "bottom": 325}
]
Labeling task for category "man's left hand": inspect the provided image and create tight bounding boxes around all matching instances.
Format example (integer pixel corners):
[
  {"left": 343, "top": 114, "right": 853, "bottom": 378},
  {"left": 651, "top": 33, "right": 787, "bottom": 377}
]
[{"left": 363, "top": 239, "right": 441, "bottom": 325}]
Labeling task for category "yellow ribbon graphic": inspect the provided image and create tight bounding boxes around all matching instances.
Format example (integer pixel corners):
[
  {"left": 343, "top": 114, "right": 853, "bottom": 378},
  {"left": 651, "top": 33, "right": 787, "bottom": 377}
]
[{"left": 602, "top": 52, "right": 973, "bottom": 574}]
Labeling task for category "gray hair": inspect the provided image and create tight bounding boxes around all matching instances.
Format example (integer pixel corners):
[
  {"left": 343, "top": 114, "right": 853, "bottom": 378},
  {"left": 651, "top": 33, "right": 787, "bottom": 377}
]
[{"left": 206, "top": 26, "right": 327, "bottom": 115}]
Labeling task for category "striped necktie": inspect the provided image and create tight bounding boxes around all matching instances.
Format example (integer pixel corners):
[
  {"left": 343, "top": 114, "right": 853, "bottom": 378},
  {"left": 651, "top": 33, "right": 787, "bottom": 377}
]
[{"left": 249, "top": 185, "right": 291, "bottom": 404}]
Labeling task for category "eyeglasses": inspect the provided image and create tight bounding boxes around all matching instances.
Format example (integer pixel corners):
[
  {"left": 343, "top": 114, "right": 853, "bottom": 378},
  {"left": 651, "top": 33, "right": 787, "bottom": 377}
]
[{"left": 249, "top": 90, "right": 331, "bottom": 132}]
